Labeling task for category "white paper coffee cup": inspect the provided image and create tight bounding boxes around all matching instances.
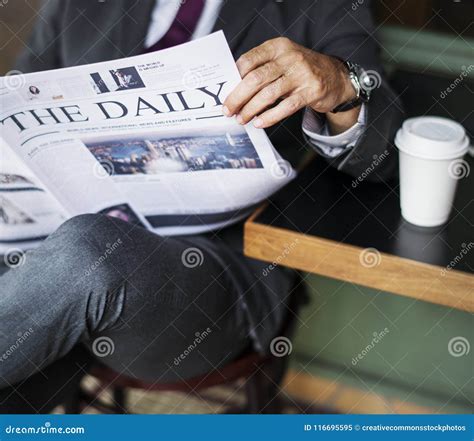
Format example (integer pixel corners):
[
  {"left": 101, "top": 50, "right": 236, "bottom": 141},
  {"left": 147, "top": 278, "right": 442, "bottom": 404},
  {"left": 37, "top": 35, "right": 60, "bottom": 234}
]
[{"left": 395, "top": 116, "right": 469, "bottom": 227}]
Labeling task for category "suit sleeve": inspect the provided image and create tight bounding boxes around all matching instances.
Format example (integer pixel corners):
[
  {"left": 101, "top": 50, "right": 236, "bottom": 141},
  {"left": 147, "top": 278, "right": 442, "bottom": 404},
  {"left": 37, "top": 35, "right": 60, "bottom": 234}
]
[
  {"left": 308, "top": 0, "right": 404, "bottom": 182},
  {"left": 14, "top": 0, "right": 64, "bottom": 73}
]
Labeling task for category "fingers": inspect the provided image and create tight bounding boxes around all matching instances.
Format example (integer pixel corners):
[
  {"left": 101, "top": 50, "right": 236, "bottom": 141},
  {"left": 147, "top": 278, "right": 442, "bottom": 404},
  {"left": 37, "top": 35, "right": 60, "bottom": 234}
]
[
  {"left": 236, "top": 76, "right": 292, "bottom": 124},
  {"left": 253, "top": 94, "right": 307, "bottom": 129},
  {"left": 222, "top": 38, "right": 310, "bottom": 128},
  {"left": 224, "top": 61, "right": 283, "bottom": 116},
  {"left": 235, "top": 37, "right": 293, "bottom": 77},
  {"left": 236, "top": 40, "right": 275, "bottom": 77}
]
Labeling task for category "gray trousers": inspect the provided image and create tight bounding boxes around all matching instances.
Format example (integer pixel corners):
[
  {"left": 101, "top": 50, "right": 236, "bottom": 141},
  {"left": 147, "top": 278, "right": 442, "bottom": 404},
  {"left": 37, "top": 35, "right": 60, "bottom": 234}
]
[{"left": 0, "top": 214, "right": 295, "bottom": 413}]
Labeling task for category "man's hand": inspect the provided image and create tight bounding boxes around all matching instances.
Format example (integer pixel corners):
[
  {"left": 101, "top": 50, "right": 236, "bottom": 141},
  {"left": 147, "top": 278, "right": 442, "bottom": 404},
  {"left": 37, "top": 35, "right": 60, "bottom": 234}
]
[{"left": 223, "top": 37, "right": 360, "bottom": 134}]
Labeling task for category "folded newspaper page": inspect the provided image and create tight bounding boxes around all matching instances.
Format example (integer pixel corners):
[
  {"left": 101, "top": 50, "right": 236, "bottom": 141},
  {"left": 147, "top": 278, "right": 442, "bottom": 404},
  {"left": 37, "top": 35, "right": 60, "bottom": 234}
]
[
  {"left": 0, "top": 31, "right": 295, "bottom": 251},
  {"left": 0, "top": 141, "right": 65, "bottom": 253}
]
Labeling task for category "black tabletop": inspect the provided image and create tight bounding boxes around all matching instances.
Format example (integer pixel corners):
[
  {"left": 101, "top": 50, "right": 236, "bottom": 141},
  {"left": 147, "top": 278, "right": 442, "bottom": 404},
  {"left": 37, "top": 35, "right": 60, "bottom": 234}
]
[{"left": 256, "top": 155, "right": 473, "bottom": 275}]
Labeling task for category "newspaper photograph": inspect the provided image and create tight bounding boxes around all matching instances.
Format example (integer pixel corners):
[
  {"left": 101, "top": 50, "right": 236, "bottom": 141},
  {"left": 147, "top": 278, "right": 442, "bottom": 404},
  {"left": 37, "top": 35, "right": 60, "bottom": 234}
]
[{"left": 0, "top": 31, "right": 295, "bottom": 249}]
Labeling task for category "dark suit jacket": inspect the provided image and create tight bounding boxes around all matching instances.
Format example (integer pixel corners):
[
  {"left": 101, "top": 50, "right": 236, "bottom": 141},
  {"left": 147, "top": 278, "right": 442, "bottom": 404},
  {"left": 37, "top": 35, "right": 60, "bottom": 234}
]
[{"left": 16, "top": 0, "right": 403, "bottom": 182}]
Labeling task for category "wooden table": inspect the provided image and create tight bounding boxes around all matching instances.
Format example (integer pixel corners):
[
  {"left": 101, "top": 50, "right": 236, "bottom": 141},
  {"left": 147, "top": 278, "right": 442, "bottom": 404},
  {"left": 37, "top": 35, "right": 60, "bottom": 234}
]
[{"left": 244, "top": 155, "right": 473, "bottom": 313}]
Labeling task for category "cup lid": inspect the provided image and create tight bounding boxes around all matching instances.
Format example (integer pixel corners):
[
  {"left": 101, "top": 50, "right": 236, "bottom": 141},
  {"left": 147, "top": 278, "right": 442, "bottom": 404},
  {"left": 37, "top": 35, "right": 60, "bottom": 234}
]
[{"left": 395, "top": 116, "right": 469, "bottom": 160}]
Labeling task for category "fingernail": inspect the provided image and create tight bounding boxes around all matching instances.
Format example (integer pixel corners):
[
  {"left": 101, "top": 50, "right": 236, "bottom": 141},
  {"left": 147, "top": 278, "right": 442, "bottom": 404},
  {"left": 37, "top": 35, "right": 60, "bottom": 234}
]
[
  {"left": 236, "top": 115, "right": 244, "bottom": 125},
  {"left": 222, "top": 106, "right": 231, "bottom": 116},
  {"left": 253, "top": 118, "right": 264, "bottom": 128}
]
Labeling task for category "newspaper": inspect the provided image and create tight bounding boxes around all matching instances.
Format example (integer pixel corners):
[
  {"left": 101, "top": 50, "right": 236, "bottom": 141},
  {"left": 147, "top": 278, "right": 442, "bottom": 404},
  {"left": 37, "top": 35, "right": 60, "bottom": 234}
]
[{"left": 0, "top": 32, "right": 295, "bottom": 252}]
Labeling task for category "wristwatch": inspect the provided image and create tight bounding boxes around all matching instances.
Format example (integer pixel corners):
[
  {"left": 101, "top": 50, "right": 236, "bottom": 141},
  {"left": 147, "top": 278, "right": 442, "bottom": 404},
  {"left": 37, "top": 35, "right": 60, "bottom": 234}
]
[{"left": 331, "top": 61, "right": 372, "bottom": 113}]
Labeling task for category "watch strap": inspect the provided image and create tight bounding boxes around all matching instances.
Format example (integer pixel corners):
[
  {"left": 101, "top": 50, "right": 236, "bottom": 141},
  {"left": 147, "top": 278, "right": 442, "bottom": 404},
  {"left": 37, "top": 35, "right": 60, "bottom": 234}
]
[{"left": 331, "top": 61, "right": 368, "bottom": 113}]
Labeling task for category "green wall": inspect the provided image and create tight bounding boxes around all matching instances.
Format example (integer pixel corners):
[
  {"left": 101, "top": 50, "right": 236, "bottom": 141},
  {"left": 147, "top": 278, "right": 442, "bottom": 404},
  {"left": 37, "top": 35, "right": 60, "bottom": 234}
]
[
  {"left": 379, "top": 26, "right": 474, "bottom": 79},
  {"left": 291, "top": 274, "right": 473, "bottom": 413}
]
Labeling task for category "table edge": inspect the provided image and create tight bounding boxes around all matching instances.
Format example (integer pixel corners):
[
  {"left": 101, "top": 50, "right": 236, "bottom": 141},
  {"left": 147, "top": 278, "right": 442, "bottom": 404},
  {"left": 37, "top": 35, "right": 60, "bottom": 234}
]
[{"left": 244, "top": 218, "right": 474, "bottom": 313}]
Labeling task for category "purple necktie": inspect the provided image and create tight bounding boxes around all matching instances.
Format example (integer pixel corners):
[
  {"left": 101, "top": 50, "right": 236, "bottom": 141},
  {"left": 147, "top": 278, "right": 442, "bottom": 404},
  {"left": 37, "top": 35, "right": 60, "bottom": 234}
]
[{"left": 144, "top": 0, "right": 206, "bottom": 52}]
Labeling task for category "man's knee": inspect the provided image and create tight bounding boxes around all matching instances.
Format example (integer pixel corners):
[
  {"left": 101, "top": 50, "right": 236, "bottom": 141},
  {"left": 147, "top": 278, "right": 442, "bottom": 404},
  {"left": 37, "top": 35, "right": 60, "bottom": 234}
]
[
  {"left": 46, "top": 214, "right": 126, "bottom": 278},
  {"left": 52, "top": 214, "right": 130, "bottom": 252},
  {"left": 53, "top": 214, "right": 115, "bottom": 242}
]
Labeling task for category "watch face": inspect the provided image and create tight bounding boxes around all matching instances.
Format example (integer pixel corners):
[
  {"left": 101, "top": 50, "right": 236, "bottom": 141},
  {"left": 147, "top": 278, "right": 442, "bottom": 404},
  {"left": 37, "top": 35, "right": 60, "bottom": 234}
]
[
  {"left": 331, "top": 61, "right": 371, "bottom": 112},
  {"left": 345, "top": 62, "right": 372, "bottom": 102}
]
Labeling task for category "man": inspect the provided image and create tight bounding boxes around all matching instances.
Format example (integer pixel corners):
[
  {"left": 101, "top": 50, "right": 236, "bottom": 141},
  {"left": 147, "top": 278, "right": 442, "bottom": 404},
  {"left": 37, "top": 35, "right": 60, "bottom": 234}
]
[{"left": 0, "top": 0, "right": 403, "bottom": 412}]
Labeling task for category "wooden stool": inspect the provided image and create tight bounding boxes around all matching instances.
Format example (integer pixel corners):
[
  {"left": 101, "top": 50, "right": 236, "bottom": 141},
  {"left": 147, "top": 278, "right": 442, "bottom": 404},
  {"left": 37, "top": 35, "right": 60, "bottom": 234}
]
[{"left": 66, "top": 349, "right": 289, "bottom": 414}]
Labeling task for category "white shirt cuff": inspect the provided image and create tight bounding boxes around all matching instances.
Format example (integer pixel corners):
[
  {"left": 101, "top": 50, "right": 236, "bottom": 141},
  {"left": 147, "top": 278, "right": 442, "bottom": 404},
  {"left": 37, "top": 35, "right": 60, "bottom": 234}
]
[{"left": 302, "top": 104, "right": 367, "bottom": 158}]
